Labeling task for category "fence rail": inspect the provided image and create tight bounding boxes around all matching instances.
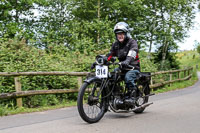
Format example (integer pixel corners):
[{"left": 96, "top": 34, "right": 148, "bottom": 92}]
[
  {"left": 0, "top": 67, "right": 193, "bottom": 107},
  {"left": 0, "top": 72, "right": 90, "bottom": 76}
]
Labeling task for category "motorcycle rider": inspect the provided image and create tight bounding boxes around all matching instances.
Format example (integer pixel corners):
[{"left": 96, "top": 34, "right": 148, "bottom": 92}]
[{"left": 92, "top": 22, "right": 140, "bottom": 106}]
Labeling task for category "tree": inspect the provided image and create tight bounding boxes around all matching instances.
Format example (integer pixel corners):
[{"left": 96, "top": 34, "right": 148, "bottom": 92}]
[
  {"left": 197, "top": 44, "right": 200, "bottom": 55},
  {"left": 151, "top": 0, "right": 197, "bottom": 70},
  {"left": 154, "top": 43, "right": 180, "bottom": 70},
  {"left": 0, "top": 0, "right": 36, "bottom": 40},
  {"left": 69, "top": 0, "right": 153, "bottom": 52},
  {"left": 0, "top": 0, "right": 198, "bottom": 63},
  {"left": 32, "top": 0, "right": 73, "bottom": 49}
]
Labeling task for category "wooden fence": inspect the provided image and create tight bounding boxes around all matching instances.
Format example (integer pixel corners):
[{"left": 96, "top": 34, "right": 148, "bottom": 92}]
[{"left": 0, "top": 67, "right": 193, "bottom": 107}]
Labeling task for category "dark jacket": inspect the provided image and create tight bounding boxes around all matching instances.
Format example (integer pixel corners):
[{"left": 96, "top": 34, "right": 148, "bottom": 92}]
[{"left": 107, "top": 38, "right": 140, "bottom": 71}]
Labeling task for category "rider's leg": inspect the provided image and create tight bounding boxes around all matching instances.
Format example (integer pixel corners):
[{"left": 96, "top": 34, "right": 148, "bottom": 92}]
[{"left": 124, "top": 70, "right": 140, "bottom": 105}]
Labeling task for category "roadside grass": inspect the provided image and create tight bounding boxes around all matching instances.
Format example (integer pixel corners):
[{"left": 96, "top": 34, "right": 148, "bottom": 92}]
[
  {"left": 0, "top": 100, "right": 77, "bottom": 116},
  {"left": 177, "top": 50, "right": 200, "bottom": 69}
]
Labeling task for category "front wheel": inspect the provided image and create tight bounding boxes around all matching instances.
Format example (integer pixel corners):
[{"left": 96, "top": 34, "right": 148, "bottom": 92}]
[{"left": 77, "top": 79, "right": 106, "bottom": 123}]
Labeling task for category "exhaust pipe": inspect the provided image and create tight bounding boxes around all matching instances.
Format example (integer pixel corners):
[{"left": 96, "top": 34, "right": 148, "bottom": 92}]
[{"left": 132, "top": 102, "right": 153, "bottom": 112}]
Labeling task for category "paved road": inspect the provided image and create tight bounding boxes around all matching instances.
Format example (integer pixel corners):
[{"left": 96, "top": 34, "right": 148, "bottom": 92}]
[{"left": 1, "top": 72, "right": 200, "bottom": 133}]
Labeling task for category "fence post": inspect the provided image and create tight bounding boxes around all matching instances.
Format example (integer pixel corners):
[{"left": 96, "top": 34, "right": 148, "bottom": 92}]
[
  {"left": 178, "top": 71, "right": 180, "bottom": 79},
  {"left": 189, "top": 68, "right": 192, "bottom": 81},
  {"left": 184, "top": 70, "right": 186, "bottom": 78},
  {"left": 150, "top": 77, "right": 153, "bottom": 85},
  {"left": 14, "top": 76, "right": 22, "bottom": 108},
  {"left": 169, "top": 73, "right": 172, "bottom": 87},
  {"left": 177, "top": 72, "right": 180, "bottom": 79},
  {"left": 77, "top": 77, "right": 82, "bottom": 90},
  {"left": 188, "top": 68, "right": 190, "bottom": 76}
]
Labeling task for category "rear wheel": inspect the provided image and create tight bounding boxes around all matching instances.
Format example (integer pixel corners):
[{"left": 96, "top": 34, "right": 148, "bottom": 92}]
[
  {"left": 133, "top": 84, "right": 150, "bottom": 113},
  {"left": 77, "top": 79, "right": 106, "bottom": 123}
]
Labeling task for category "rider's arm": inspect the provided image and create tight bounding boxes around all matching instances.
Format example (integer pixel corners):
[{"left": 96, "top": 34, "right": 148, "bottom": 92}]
[{"left": 122, "top": 40, "right": 138, "bottom": 65}]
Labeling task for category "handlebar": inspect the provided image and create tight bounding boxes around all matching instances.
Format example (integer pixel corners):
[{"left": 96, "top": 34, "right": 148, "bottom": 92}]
[
  {"left": 112, "top": 62, "right": 135, "bottom": 70},
  {"left": 93, "top": 55, "right": 136, "bottom": 71}
]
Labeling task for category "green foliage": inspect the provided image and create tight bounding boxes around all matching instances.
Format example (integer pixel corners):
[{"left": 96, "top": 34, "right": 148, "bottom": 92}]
[
  {"left": 64, "top": 18, "right": 114, "bottom": 53},
  {"left": 139, "top": 51, "right": 158, "bottom": 72},
  {"left": 0, "top": 104, "right": 9, "bottom": 116},
  {"left": 0, "top": 0, "right": 36, "bottom": 39}
]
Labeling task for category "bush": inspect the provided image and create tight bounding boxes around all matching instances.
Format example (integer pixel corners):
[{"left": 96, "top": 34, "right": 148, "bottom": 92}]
[{"left": 0, "top": 39, "right": 90, "bottom": 107}]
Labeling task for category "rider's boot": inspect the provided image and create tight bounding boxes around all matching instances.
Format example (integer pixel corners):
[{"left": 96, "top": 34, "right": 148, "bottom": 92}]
[{"left": 124, "top": 87, "right": 137, "bottom": 106}]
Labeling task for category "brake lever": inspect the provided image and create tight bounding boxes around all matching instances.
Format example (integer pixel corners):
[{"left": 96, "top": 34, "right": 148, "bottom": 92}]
[{"left": 118, "top": 62, "right": 123, "bottom": 69}]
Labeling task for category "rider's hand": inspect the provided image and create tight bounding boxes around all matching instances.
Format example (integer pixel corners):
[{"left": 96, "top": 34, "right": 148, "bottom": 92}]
[{"left": 90, "top": 62, "right": 97, "bottom": 69}]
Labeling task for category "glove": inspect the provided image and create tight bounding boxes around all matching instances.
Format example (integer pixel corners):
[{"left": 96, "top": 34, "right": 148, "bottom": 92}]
[
  {"left": 90, "top": 62, "right": 97, "bottom": 69},
  {"left": 120, "top": 60, "right": 129, "bottom": 67}
]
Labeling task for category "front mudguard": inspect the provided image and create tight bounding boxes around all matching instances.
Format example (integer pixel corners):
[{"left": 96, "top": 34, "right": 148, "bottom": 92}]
[{"left": 84, "top": 76, "right": 102, "bottom": 84}]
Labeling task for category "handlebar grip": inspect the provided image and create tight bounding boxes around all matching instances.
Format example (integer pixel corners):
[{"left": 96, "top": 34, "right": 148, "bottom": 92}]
[{"left": 114, "top": 62, "right": 135, "bottom": 69}]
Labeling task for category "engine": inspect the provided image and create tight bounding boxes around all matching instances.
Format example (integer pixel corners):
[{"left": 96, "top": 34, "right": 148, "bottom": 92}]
[
  {"left": 112, "top": 85, "right": 127, "bottom": 110},
  {"left": 113, "top": 97, "right": 125, "bottom": 110}
]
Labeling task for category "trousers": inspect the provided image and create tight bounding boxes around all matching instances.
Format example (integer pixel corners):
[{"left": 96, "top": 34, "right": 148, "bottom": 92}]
[
  {"left": 124, "top": 70, "right": 140, "bottom": 89},
  {"left": 114, "top": 68, "right": 140, "bottom": 90}
]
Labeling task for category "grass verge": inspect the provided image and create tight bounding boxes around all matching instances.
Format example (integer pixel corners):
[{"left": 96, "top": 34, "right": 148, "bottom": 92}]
[{"left": 0, "top": 100, "right": 77, "bottom": 117}]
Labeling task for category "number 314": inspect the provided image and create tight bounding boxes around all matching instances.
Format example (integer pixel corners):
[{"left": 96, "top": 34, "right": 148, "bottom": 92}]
[{"left": 97, "top": 69, "right": 106, "bottom": 75}]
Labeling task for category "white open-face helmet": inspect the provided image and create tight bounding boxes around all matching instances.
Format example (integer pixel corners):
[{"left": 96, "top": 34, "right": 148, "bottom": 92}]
[{"left": 114, "top": 22, "right": 132, "bottom": 39}]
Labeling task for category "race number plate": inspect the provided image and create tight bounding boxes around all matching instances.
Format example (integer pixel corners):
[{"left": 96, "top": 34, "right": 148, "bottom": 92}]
[{"left": 95, "top": 65, "right": 108, "bottom": 78}]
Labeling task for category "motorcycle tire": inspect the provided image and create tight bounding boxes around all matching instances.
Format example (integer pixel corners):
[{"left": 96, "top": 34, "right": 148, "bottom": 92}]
[
  {"left": 77, "top": 80, "right": 106, "bottom": 123},
  {"left": 133, "top": 84, "right": 150, "bottom": 114}
]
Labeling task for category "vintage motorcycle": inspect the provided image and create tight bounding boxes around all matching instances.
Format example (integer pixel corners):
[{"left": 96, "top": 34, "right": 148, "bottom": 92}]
[{"left": 77, "top": 55, "right": 154, "bottom": 123}]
